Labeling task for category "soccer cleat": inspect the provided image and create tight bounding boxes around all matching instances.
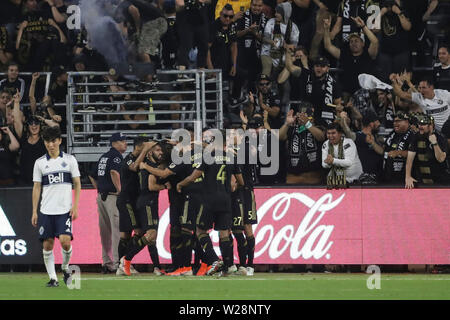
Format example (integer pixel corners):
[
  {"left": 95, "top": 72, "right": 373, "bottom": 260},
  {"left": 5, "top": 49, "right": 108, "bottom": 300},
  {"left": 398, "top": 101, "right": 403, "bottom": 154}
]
[
  {"left": 246, "top": 266, "right": 254, "bottom": 276},
  {"left": 207, "top": 260, "right": 223, "bottom": 276},
  {"left": 196, "top": 263, "right": 209, "bottom": 276},
  {"left": 46, "top": 279, "right": 59, "bottom": 287},
  {"left": 130, "top": 265, "right": 139, "bottom": 274},
  {"left": 123, "top": 258, "right": 132, "bottom": 276},
  {"left": 181, "top": 266, "right": 193, "bottom": 276},
  {"left": 227, "top": 265, "right": 238, "bottom": 275},
  {"left": 238, "top": 266, "right": 248, "bottom": 276},
  {"left": 153, "top": 267, "right": 165, "bottom": 276},
  {"left": 62, "top": 270, "right": 71, "bottom": 285},
  {"left": 166, "top": 267, "right": 183, "bottom": 276},
  {"left": 116, "top": 257, "right": 125, "bottom": 276}
]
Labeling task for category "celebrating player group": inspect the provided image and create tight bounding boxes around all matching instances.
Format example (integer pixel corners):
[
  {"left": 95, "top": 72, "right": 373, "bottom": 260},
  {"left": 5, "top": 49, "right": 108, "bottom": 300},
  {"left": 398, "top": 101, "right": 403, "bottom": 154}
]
[{"left": 32, "top": 127, "right": 259, "bottom": 286}]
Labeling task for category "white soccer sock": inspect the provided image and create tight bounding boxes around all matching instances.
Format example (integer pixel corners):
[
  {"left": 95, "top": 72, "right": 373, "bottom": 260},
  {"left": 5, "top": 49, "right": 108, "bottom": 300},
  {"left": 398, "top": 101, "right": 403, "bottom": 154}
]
[
  {"left": 61, "top": 246, "right": 73, "bottom": 272},
  {"left": 43, "top": 250, "right": 57, "bottom": 281}
]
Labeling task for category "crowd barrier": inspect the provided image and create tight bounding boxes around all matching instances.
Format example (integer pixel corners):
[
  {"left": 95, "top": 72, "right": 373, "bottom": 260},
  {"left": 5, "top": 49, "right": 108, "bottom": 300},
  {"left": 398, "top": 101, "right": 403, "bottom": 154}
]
[{"left": 0, "top": 187, "right": 449, "bottom": 265}]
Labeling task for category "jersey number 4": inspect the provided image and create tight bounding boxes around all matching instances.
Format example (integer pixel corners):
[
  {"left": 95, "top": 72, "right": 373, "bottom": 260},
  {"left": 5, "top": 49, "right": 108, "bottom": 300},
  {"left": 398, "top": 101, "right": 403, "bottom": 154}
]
[{"left": 216, "top": 165, "right": 226, "bottom": 184}]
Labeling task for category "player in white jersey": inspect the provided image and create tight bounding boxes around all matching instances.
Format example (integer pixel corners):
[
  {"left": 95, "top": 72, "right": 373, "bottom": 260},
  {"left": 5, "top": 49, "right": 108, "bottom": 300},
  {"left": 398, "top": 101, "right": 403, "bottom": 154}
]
[
  {"left": 390, "top": 75, "right": 450, "bottom": 131},
  {"left": 31, "top": 126, "right": 81, "bottom": 287}
]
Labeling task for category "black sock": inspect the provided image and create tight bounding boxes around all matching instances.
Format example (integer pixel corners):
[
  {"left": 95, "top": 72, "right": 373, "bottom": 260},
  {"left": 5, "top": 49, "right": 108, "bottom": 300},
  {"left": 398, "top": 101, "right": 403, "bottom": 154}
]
[
  {"left": 181, "top": 230, "right": 193, "bottom": 268},
  {"left": 219, "top": 237, "right": 233, "bottom": 268},
  {"left": 233, "top": 233, "right": 248, "bottom": 267},
  {"left": 147, "top": 241, "right": 161, "bottom": 268},
  {"left": 170, "top": 227, "right": 182, "bottom": 268},
  {"left": 125, "top": 236, "right": 149, "bottom": 261},
  {"left": 118, "top": 238, "right": 130, "bottom": 260},
  {"left": 247, "top": 235, "right": 255, "bottom": 267},
  {"left": 198, "top": 233, "right": 218, "bottom": 265},
  {"left": 193, "top": 235, "right": 203, "bottom": 266}
]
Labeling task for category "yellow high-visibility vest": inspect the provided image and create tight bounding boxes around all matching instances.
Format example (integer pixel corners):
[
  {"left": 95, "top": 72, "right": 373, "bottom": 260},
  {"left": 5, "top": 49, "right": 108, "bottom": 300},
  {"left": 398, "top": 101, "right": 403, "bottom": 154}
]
[{"left": 215, "top": 0, "right": 251, "bottom": 19}]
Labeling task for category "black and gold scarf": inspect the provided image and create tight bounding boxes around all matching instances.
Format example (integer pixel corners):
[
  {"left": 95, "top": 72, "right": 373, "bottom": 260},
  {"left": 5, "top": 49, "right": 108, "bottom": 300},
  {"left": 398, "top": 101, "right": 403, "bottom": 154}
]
[{"left": 327, "top": 138, "right": 347, "bottom": 189}]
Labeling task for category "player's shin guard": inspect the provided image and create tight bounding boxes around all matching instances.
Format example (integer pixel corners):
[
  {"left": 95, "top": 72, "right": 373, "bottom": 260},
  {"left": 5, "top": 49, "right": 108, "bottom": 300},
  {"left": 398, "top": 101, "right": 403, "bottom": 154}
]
[
  {"left": 181, "top": 229, "right": 193, "bottom": 267},
  {"left": 147, "top": 241, "right": 161, "bottom": 268},
  {"left": 125, "top": 236, "right": 150, "bottom": 261},
  {"left": 118, "top": 238, "right": 129, "bottom": 260},
  {"left": 246, "top": 235, "right": 255, "bottom": 267},
  {"left": 170, "top": 226, "right": 182, "bottom": 268},
  {"left": 219, "top": 237, "right": 234, "bottom": 268},
  {"left": 198, "top": 233, "right": 218, "bottom": 265},
  {"left": 233, "top": 232, "right": 248, "bottom": 267},
  {"left": 61, "top": 246, "right": 72, "bottom": 272},
  {"left": 43, "top": 249, "right": 58, "bottom": 280}
]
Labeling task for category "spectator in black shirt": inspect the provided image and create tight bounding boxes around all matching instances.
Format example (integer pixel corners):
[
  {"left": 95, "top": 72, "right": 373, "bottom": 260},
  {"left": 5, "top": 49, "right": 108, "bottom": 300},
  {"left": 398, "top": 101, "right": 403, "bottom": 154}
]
[
  {"left": 0, "top": 125, "right": 20, "bottom": 186},
  {"left": 383, "top": 111, "right": 415, "bottom": 184},
  {"left": 433, "top": 45, "right": 450, "bottom": 91},
  {"left": 374, "top": 88, "right": 395, "bottom": 132},
  {"left": 303, "top": 56, "right": 343, "bottom": 126},
  {"left": 279, "top": 107, "right": 326, "bottom": 184},
  {"left": 175, "top": 0, "right": 210, "bottom": 77},
  {"left": 324, "top": 16, "right": 379, "bottom": 96},
  {"left": 235, "top": 0, "right": 268, "bottom": 98},
  {"left": 16, "top": 0, "right": 67, "bottom": 71},
  {"left": 207, "top": 5, "right": 238, "bottom": 79},
  {"left": 0, "top": 62, "right": 26, "bottom": 101},
  {"left": 331, "top": 0, "right": 378, "bottom": 43},
  {"left": 0, "top": 26, "right": 14, "bottom": 72},
  {"left": 341, "top": 112, "right": 384, "bottom": 183},
  {"left": 12, "top": 92, "right": 46, "bottom": 186},
  {"left": 245, "top": 74, "right": 282, "bottom": 129},
  {"left": 405, "top": 115, "right": 448, "bottom": 188},
  {"left": 378, "top": 0, "right": 412, "bottom": 83},
  {"left": 277, "top": 45, "right": 309, "bottom": 104}
]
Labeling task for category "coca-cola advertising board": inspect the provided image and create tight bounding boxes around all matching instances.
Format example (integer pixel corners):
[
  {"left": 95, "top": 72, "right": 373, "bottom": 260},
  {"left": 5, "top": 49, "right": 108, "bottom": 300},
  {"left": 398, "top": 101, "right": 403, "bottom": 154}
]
[{"left": 1, "top": 188, "right": 449, "bottom": 264}]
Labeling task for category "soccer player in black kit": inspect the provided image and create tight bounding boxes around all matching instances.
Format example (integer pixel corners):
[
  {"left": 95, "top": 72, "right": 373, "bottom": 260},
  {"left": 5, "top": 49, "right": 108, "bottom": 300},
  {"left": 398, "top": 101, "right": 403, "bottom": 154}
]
[
  {"left": 141, "top": 136, "right": 207, "bottom": 276},
  {"left": 229, "top": 129, "right": 259, "bottom": 276},
  {"left": 177, "top": 129, "right": 244, "bottom": 275},
  {"left": 116, "top": 137, "right": 155, "bottom": 275},
  {"left": 123, "top": 143, "right": 168, "bottom": 276}
]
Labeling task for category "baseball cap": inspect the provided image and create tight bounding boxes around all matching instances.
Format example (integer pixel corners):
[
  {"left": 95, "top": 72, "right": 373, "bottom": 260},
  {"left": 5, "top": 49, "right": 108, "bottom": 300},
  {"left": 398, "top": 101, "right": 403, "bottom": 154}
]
[
  {"left": 394, "top": 111, "right": 409, "bottom": 121},
  {"left": 258, "top": 74, "right": 271, "bottom": 83},
  {"left": 110, "top": 132, "right": 127, "bottom": 143},
  {"left": 417, "top": 114, "right": 434, "bottom": 125},
  {"left": 313, "top": 56, "right": 330, "bottom": 66},
  {"left": 348, "top": 32, "right": 365, "bottom": 42}
]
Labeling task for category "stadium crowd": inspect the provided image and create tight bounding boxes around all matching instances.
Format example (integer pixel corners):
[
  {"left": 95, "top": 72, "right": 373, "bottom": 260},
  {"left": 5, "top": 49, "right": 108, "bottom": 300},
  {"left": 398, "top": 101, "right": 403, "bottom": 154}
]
[{"left": 0, "top": 0, "right": 449, "bottom": 188}]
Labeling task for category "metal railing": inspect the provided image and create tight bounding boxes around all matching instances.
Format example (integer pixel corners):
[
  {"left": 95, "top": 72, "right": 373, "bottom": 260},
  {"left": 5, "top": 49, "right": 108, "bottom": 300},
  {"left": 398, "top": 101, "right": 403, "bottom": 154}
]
[{"left": 66, "top": 69, "right": 223, "bottom": 162}]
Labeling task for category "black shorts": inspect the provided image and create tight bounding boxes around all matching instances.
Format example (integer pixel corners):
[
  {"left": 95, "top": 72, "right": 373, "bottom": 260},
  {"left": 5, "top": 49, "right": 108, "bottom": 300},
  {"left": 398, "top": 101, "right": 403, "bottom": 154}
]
[
  {"left": 38, "top": 212, "right": 73, "bottom": 241},
  {"left": 180, "top": 193, "right": 203, "bottom": 230},
  {"left": 137, "top": 199, "right": 159, "bottom": 232},
  {"left": 117, "top": 196, "right": 140, "bottom": 232},
  {"left": 197, "top": 194, "right": 231, "bottom": 231},
  {"left": 242, "top": 187, "right": 258, "bottom": 225},
  {"left": 231, "top": 191, "right": 245, "bottom": 231},
  {"left": 169, "top": 195, "right": 184, "bottom": 228}
]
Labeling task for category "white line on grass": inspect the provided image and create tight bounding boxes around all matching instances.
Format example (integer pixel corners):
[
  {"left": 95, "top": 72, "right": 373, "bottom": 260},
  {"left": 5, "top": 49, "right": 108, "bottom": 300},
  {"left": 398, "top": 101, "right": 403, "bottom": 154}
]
[{"left": 81, "top": 276, "right": 450, "bottom": 281}]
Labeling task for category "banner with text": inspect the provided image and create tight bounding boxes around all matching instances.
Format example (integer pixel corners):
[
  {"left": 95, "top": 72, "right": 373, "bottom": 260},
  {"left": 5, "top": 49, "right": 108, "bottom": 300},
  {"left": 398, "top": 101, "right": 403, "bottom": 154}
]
[{"left": 1, "top": 188, "right": 449, "bottom": 264}]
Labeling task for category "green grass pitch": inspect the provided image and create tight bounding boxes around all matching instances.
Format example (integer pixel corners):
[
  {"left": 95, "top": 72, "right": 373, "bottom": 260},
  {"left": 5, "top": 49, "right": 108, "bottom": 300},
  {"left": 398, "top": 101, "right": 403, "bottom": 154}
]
[{"left": 0, "top": 273, "right": 449, "bottom": 300}]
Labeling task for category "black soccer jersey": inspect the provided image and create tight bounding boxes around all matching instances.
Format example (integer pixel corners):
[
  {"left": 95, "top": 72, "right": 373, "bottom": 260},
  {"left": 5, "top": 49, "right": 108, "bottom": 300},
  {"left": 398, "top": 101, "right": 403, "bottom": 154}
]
[
  {"left": 199, "top": 151, "right": 242, "bottom": 194},
  {"left": 168, "top": 150, "right": 204, "bottom": 194},
  {"left": 119, "top": 153, "right": 140, "bottom": 200},
  {"left": 138, "top": 160, "right": 161, "bottom": 201}
]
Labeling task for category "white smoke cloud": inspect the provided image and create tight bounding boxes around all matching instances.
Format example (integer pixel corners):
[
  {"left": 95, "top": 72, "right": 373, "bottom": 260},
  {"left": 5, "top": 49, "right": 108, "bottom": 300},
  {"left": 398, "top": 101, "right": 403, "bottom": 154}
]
[{"left": 79, "top": 0, "right": 128, "bottom": 67}]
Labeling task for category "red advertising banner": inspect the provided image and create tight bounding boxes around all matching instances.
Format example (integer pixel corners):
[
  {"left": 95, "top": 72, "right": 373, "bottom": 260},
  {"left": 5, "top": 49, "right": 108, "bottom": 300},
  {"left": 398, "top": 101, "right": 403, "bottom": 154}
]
[{"left": 51, "top": 189, "right": 450, "bottom": 265}]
